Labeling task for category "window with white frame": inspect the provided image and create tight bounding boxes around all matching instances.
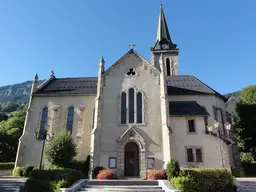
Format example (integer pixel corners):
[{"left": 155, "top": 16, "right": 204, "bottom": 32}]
[
  {"left": 187, "top": 119, "right": 196, "bottom": 133},
  {"left": 186, "top": 147, "right": 203, "bottom": 163}
]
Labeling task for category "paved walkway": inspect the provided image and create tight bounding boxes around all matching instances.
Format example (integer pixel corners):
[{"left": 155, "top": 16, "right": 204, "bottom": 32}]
[{"left": 237, "top": 177, "right": 256, "bottom": 181}]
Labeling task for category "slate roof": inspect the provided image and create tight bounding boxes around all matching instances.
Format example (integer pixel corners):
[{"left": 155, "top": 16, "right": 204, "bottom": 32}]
[
  {"left": 34, "top": 77, "right": 97, "bottom": 95},
  {"left": 169, "top": 101, "right": 209, "bottom": 116},
  {"left": 166, "top": 75, "right": 225, "bottom": 100},
  {"left": 33, "top": 74, "right": 225, "bottom": 101}
]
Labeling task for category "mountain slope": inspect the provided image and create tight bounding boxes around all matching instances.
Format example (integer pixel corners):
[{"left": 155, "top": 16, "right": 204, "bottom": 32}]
[
  {"left": 0, "top": 80, "right": 43, "bottom": 102},
  {"left": 225, "top": 91, "right": 241, "bottom": 116}
]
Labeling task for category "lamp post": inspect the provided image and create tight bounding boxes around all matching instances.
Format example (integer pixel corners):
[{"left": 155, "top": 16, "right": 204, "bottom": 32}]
[
  {"left": 207, "top": 120, "right": 224, "bottom": 167},
  {"left": 35, "top": 130, "right": 54, "bottom": 170},
  {"left": 213, "top": 120, "right": 224, "bottom": 168},
  {"left": 225, "top": 123, "right": 231, "bottom": 137}
]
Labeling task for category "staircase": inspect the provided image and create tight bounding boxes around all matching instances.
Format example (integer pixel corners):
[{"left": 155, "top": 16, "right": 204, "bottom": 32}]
[
  {"left": 78, "top": 180, "right": 165, "bottom": 192},
  {"left": 237, "top": 178, "right": 256, "bottom": 192},
  {"left": 0, "top": 179, "right": 25, "bottom": 192}
]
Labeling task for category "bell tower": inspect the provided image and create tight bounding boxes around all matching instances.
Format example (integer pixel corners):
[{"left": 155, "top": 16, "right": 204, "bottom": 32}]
[{"left": 151, "top": 4, "right": 179, "bottom": 76}]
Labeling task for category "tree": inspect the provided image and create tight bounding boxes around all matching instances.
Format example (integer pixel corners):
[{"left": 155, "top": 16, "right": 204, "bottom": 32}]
[
  {"left": 45, "top": 132, "right": 77, "bottom": 167},
  {"left": 234, "top": 104, "right": 256, "bottom": 155},
  {"left": 0, "top": 108, "right": 26, "bottom": 162},
  {"left": 240, "top": 85, "right": 256, "bottom": 104},
  {"left": 0, "top": 112, "right": 8, "bottom": 122}
]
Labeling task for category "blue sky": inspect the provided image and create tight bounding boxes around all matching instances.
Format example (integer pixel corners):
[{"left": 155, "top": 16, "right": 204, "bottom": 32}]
[{"left": 0, "top": 0, "right": 255, "bottom": 94}]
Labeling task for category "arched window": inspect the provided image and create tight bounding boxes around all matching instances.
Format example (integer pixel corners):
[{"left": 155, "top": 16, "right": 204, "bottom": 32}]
[
  {"left": 166, "top": 58, "right": 171, "bottom": 76},
  {"left": 39, "top": 107, "right": 48, "bottom": 136},
  {"left": 129, "top": 88, "right": 135, "bottom": 123},
  {"left": 66, "top": 107, "right": 74, "bottom": 133},
  {"left": 136, "top": 92, "right": 143, "bottom": 123},
  {"left": 121, "top": 92, "right": 127, "bottom": 124}
]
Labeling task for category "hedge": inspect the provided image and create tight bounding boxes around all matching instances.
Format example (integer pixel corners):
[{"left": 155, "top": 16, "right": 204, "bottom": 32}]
[
  {"left": 65, "top": 156, "right": 90, "bottom": 176},
  {"left": 24, "top": 169, "right": 82, "bottom": 192},
  {"left": 12, "top": 166, "right": 34, "bottom": 177},
  {"left": 24, "top": 179, "right": 55, "bottom": 192},
  {"left": 0, "top": 162, "right": 15, "bottom": 170},
  {"left": 170, "top": 168, "right": 235, "bottom": 192}
]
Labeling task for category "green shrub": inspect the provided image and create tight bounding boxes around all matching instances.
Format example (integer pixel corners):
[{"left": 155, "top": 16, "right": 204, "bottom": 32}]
[
  {"left": 231, "top": 166, "right": 244, "bottom": 177},
  {"left": 240, "top": 152, "right": 255, "bottom": 163},
  {"left": 23, "top": 165, "right": 34, "bottom": 177},
  {"left": 92, "top": 166, "right": 105, "bottom": 179},
  {"left": 45, "top": 132, "right": 77, "bottom": 167},
  {"left": 65, "top": 155, "right": 90, "bottom": 176},
  {"left": 166, "top": 158, "right": 180, "bottom": 179},
  {"left": 25, "top": 169, "right": 82, "bottom": 192},
  {"left": 12, "top": 166, "right": 34, "bottom": 177},
  {"left": 12, "top": 167, "right": 24, "bottom": 176},
  {"left": 171, "top": 168, "right": 235, "bottom": 192},
  {"left": 54, "top": 180, "right": 65, "bottom": 192},
  {"left": 23, "top": 178, "right": 55, "bottom": 192},
  {"left": 171, "top": 176, "right": 195, "bottom": 192},
  {"left": 0, "top": 162, "right": 15, "bottom": 170},
  {"left": 29, "top": 168, "right": 82, "bottom": 182}
]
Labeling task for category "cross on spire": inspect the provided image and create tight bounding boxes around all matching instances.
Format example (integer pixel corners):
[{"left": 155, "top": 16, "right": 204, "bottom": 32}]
[{"left": 129, "top": 42, "right": 136, "bottom": 49}]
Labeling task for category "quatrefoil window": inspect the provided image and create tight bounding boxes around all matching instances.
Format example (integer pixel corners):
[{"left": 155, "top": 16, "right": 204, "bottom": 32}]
[{"left": 126, "top": 68, "right": 136, "bottom": 76}]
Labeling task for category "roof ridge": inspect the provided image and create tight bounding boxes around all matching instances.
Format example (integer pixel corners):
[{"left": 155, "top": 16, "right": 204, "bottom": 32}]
[
  {"left": 55, "top": 77, "right": 97, "bottom": 80},
  {"left": 192, "top": 76, "right": 225, "bottom": 100},
  {"left": 104, "top": 49, "right": 159, "bottom": 76}
]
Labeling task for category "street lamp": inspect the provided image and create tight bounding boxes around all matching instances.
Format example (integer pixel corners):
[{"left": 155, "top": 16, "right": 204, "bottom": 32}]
[
  {"left": 225, "top": 123, "right": 231, "bottom": 132},
  {"left": 35, "top": 129, "right": 54, "bottom": 170},
  {"left": 213, "top": 120, "right": 220, "bottom": 135},
  {"left": 207, "top": 120, "right": 223, "bottom": 167},
  {"left": 207, "top": 125, "right": 213, "bottom": 133}
]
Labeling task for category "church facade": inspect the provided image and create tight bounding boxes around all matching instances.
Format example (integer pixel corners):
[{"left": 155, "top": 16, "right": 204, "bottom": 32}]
[{"left": 15, "top": 5, "right": 236, "bottom": 178}]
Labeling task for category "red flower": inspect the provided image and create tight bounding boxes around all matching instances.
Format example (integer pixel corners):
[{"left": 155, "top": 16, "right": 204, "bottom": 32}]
[
  {"left": 147, "top": 169, "right": 167, "bottom": 180},
  {"left": 97, "top": 169, "right": 117, "bottom": 180}
]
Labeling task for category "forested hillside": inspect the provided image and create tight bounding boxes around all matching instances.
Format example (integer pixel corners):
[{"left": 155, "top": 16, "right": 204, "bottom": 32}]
[{"left": 225, "top": 91, "right": 241, "bottom": 116}]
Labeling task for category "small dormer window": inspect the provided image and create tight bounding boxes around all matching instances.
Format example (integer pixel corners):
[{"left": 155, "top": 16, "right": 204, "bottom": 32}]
[{"left": 127, "top": 68, "right": 136, "bottom": 76}]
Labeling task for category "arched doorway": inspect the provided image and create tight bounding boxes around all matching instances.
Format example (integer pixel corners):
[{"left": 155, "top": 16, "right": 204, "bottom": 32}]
[{"left": 124, "top": 142, "right": 139, "bottom": 177}]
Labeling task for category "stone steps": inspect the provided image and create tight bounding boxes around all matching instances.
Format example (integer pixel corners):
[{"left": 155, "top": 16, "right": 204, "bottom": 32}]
[
  {"left": 78, "top": 188, "right": 164, "bottom": 192},
  {"left": 239, "top": 181, "right": 256, "bottom": 192},
  {"left": 79, "top": 180, "right": 164, "bottom": 192},
  {"left": 0, "top": 181, "right": 24, "bottom": 192}
]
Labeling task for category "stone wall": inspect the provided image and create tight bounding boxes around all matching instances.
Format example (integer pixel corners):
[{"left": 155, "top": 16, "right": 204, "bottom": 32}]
[{"left": 15, "top": 95, "right": 95, "bottom": 167}]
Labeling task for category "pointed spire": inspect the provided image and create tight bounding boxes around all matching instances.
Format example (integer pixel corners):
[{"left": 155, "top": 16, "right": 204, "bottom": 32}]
[
  {"left": 152, "top": 4, "right": 177, "bottom": 50},
  {"left": 156, "top": 4, "right": 171, "bottom": 42},
  {"left": 100, "top": 56, "right": 105, "bottom": 65},
  {"left": 99, "top": 56, "right": 105, "bottom": 73},
  {"left": 34, "top": 73, "right": 38, "bottom": 81}
]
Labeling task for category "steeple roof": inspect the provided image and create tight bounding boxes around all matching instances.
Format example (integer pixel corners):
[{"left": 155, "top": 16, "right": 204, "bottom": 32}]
[
  {"left": 156, "top": 4, "right": 171, "bottom": 42},
  {"left": 152, "top": 4, "right": 177, "bottom": 50}
]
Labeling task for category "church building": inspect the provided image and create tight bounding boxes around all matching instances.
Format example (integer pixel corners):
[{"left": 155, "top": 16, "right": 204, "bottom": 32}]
[{"left": 15, "top": 5, "right": 236, "bottom": 178}]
